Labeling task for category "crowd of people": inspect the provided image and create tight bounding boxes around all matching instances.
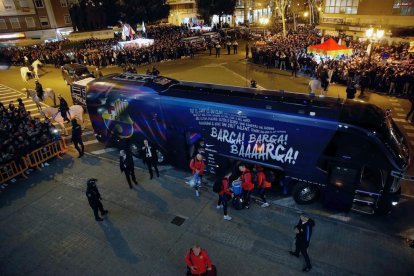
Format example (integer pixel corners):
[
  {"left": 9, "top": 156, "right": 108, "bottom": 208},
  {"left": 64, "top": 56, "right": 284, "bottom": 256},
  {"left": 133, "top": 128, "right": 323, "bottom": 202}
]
[
  {"left": 251, "top": 26, "right": 414, "bottom": 97},
  {"left": 1, "top": 25, "right": 209, "bottom": 69},
  {"left": 0, "top": 98, "right": 59, "bottom": 189}
]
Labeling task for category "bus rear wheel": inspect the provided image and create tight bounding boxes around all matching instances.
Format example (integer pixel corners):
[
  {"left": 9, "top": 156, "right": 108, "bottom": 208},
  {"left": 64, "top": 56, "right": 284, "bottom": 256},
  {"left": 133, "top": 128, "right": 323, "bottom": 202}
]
[{"left": 292, "top": 182, "right": 319, "bottom": 204}]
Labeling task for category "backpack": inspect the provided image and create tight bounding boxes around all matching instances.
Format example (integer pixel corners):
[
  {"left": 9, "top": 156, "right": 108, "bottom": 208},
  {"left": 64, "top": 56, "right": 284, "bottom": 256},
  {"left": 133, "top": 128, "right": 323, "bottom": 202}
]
[{"left": 213, "top": 178, "right": 223, "bottom": 193}]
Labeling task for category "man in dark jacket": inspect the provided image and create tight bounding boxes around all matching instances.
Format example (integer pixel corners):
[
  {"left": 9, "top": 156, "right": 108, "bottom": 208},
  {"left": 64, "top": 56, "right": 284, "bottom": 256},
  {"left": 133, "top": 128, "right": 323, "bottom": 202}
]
[
  {"left": 289, "top": 213, "right": 315, "bottom": 272},
  {"left": 346, "top": 82, "right": 357, "bottom": 99},
  {"left": 86, "top": 178, "right": 108, "bottom": 221},
  {"left": 119, "top": 150, "right": 138, "bottom": 188},
  {"left": 35, "top": 80, "right": 44, "bottom": 101},
  {"left": 141, "top": 139, "right": 159, "bottom": 179},
  {"left": 71, "top": 119, "right": 84, "bottom": 157},
  {"left": 58, "top": 95, "right": 70, "bottom": 123}
]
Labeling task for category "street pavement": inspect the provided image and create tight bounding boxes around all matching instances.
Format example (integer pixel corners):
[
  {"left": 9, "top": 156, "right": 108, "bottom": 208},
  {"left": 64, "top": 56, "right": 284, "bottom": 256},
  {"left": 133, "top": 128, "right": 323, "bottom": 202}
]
[
  {"left": 0, "top": 153, "right": 413, "bottom": 275},
  {"left": 1, "top": 44, "right": 414, "bottom": 274}
]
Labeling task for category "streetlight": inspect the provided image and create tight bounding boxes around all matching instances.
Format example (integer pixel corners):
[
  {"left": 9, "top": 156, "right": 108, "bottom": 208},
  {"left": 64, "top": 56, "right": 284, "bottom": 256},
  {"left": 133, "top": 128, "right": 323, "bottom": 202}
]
[{"left": 303, "top": 11, "right": 309, "bottom": 17}]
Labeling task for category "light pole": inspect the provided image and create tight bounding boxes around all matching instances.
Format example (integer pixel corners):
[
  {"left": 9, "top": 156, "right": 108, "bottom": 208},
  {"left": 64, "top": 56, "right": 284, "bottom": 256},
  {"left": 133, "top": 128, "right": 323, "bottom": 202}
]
[{"left": 365, "top": 27, "right": 384, "bottom": 63}]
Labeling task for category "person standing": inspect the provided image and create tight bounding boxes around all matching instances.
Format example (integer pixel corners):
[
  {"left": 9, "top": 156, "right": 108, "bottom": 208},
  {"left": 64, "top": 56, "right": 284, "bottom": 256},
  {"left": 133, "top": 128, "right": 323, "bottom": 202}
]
[
  {"left": 308, "top": 77, "right": 322, "bottom": 97},
  {"left": 58, "top": 94, "right": 70, "bottom": 123},
  {"left": 226, "top": 41, "right": 231, "bottom": 55},
  {"left": 289, "top": 213, "right": 315, "bottom": 272},
  {"left": 256, "top": 165, "right": 271, "bottom": 207},
  {"left": 215, "top": 43, "right": 221, "bottom": 58},
  {"left": 185, "top": 244, "right": 213, "bottom": 276},
  {"left": 346, "top": 82, "right": 357, "bottom": 99},
  {"left": 71, "top": 119, "right": 84, "bottom": 157},
  {"left": 86, "top": 178, "right": 108, "bottom": 221},
  {"left": 217, "top": 171, "right": 234, "bottom": 221},
  {"left": 119, "top": 150, "right": 138, "bottom": 189},
  {"left": 35, "top": 80, "right": 44, "bottom": 101},
  {"left": 359, "top": 71, "right": 368, "bottom": 97},
  {"left": 245, "top": 42, "right": 250, "bottom": 59},
  {"left": 239, "top": 164, "right": 254, "bottom": 209},
  {"left": 190, "top": 154, "right": 205, "bottom": 197},
  {"left": 141, "top": 139, "right": 159, "bottom": 179},
  {"left": 232, "top": 40, "right": 238, "bottom": 54}
]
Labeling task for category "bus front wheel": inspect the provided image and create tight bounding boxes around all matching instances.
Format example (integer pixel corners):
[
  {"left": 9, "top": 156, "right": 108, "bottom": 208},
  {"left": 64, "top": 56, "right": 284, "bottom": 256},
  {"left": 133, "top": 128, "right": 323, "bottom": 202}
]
[{"left": 292, "top": 182, "right": 319, "bottom": 204}]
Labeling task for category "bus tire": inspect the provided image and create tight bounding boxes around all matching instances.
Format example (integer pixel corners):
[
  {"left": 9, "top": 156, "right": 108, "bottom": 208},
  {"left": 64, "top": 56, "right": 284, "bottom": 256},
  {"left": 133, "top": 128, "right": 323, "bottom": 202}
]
[{"left": 292, "top": 182, "right": 319, "bottom": 205}]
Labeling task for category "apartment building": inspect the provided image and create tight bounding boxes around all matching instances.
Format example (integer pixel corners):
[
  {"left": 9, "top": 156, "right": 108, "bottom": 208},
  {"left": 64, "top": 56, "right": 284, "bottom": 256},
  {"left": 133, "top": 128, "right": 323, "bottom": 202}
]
[
  {"left": 319, "top": 0, "right": 414, "bottom": 37},
  {"left": 167, "top": 0, "right": 197, "bottom": 25},
  {"left": 0, "top": 0, "right": 73, "bottom": 39}
]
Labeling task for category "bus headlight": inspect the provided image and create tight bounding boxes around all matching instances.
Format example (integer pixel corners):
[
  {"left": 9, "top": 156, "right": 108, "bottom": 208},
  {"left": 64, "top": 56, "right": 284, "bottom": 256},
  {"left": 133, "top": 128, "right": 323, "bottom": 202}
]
[{"left": 392, "top": 201, "right": 398, "bottom": 206}]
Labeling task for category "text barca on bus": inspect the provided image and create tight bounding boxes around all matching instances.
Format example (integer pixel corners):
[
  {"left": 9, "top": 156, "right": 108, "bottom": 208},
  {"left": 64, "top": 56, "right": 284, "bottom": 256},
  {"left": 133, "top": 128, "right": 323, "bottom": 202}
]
[{"left": 85, "top": 73, "right": 410, "bottom": 215}]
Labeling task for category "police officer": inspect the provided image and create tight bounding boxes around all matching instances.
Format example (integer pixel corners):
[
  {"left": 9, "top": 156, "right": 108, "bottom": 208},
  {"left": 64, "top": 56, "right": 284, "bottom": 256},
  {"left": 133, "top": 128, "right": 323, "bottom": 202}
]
[
  {"left": 289, "top": 213, "right": 315, "bottom": 272},
  {"left": 58, "top": 94, "right": 70, "bottom": 123},
  {"left": 35, "top": 80, "right": 44, "bottom": 101},
  {"left": 71, "top": 119, "right": 84, "bottom": 157},
  {"left": 86, "top": 178, "right": 108, "bottom": 221},
  {"left": 250, "top": 80, "right": 257, "bottom": 88}
]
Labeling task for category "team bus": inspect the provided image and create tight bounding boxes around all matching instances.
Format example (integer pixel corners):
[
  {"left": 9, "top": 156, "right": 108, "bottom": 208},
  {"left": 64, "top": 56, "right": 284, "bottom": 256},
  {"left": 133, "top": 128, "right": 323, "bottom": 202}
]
[{"left": 86, "top": 73, "right": 410, "bottom": 215}]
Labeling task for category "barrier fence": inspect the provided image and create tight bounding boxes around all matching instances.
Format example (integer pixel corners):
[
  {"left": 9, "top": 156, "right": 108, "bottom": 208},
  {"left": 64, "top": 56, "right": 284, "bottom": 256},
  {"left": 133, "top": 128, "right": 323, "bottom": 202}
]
[{"left": 0, "top": 139, "right": 67, "bottom": 184}]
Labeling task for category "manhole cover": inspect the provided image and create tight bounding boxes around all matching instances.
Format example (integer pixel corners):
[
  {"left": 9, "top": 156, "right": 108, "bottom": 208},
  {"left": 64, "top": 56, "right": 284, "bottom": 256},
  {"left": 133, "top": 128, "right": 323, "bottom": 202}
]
[{"left": 171, "top": 216, "right": 186, "bottom": 226}]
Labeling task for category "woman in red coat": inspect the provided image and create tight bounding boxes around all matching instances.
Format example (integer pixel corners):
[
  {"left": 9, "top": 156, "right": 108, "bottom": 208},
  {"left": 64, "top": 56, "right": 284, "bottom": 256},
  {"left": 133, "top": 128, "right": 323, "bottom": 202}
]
[
  {"left": 185, "top": 245, "right": 212, "bottom": 276},
  {"left": 256, "top": 165, "right": 272, "bottom": 208},
  {"left": 189, "top": 153, "right": 205, "bottom": 197},
  {"left": 239, "top": 164, "right": 254, "bottom": 209},
  {"left": 217, "top": 171, "right": 234, "bottom": 221}
]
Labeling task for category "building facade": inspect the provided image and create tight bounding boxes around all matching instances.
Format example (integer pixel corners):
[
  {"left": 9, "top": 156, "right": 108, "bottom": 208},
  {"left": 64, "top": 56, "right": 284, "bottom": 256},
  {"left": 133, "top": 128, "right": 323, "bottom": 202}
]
[
  {"left": 319, "top": 0, "right": 414, "bottom": 37},
  {"left": 0, "top": 0, "right": 73, "bottom": 39},
  {"left": 167, "top": 0, "right": 197, "bottom": 25}
]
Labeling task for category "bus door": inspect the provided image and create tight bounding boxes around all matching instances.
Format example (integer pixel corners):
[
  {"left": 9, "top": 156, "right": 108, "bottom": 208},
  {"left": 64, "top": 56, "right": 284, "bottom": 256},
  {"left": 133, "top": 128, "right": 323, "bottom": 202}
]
[{"left": 320, "top": 161, "right": 360, "bottom": 212}]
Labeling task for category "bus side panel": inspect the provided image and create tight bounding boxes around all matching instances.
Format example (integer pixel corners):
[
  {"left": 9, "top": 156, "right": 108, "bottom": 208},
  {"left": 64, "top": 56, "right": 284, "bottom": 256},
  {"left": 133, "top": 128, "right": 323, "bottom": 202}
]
[{"left": 160, "top": 97, "right": 338, "bottom": 182}]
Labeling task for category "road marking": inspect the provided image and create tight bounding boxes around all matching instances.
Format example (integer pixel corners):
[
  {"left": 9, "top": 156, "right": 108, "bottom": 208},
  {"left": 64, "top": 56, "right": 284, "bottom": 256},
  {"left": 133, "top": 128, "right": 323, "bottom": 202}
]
[
  {"left": 389, "top": 98, "right": 399, "bottom": 102},
  {"left": 328, "top": 213, "right": 351, "bottom": 222},
  {"left": 403, "top": 125, "right": 414, "bottom": 130},
  {"left": 393, "top": 118, "right": 407, "bottom": 123},
  {"left": 219, "top": 65, "right": 266, "bottom": 89},
  {"left": 90, "top": 147, "right": 118, "bottom": 155},
  {"left": 396, "top": 113, "right": 406, "bottom": 118},
  {"left": 391, "top": 102, "right": 401, "bottom": 106},
  {"left": 394, "top": 107, "right": 404, "bottom": 112},
  {"left": 0, "top": 91, "right": 21, "bottom": 96},
  {"left": 82, "top": 140, "right": 99, "bottom": 146},
  {"left": 0, "top": 94, "right": 22, "bottom": 100}
]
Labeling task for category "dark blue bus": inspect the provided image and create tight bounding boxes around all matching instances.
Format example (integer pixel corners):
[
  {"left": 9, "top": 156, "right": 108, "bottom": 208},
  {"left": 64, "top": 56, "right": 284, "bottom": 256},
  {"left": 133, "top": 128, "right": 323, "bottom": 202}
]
[{"left": 86, "top": 73, "right": 410, "bottom": 214}]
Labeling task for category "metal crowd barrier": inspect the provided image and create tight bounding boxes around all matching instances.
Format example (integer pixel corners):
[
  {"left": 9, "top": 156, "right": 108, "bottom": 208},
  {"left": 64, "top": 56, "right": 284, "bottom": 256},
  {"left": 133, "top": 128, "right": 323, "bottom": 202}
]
[
  {"left": 0, "top": 158, "right": 29, "bottom": 184},
  {"left": 25, "top": 139, "right": 67, "bottom": 170}
]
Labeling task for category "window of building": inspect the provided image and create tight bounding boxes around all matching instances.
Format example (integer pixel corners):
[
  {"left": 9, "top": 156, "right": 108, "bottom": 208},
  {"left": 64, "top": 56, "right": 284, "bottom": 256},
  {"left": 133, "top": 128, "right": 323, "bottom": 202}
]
[
  {"left": 19, "top": 0, "right": 29, "bottom": 8},
  {"left": 34, "top": 0, "right": 44, "bottom": 8},
  {"left": 10, "top": 18, "right": 20, "bottom": 29},
  {"left": 324, "top": 0, "right": 358, "bottom": 14},
  {"left": 393, "top": 0, "right": 414, "bottom": 15},
  {"left": 3, "top": 0, "right": 16, "bottom": 11},
  {"left": 60, "top": 0, "right": 67, "bottom": 7},
  {"left": 64, "top": 14, "right": 71, "bottom": 24},
  {"left": 0, "top": 19, "right": 7, "bottom": 30},
  {"left": 25, "top": 17, "right": 35, "bottom": 28},
  {"left": 39, "top": 16, "right": 49, "bottom": 26}
]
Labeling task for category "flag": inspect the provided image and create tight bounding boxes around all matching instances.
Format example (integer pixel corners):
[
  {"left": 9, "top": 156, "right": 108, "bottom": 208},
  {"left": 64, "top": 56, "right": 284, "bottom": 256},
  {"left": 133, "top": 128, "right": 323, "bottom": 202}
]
[{"left": 142, "top": 21, "right": 146, "bottom": 33}]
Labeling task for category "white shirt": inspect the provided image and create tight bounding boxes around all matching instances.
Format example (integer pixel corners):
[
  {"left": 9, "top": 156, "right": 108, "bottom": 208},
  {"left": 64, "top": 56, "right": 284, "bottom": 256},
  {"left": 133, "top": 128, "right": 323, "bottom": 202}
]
[{"left": 309, "top": 79, "right": 322, "bottom": 93}]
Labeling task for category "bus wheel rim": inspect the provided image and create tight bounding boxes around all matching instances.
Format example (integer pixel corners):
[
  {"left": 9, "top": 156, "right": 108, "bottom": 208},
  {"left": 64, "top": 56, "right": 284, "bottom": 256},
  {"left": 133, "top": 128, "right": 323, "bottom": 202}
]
[{"left": 299, "top": 187, "right": 316, "bottom": 202}]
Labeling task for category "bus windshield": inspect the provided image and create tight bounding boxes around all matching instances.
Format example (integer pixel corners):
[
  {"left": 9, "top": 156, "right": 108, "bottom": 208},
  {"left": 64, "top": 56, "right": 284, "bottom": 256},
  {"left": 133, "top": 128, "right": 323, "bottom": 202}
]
[{"left": 378, "top": 116, "right": 409, "bottom": 169}]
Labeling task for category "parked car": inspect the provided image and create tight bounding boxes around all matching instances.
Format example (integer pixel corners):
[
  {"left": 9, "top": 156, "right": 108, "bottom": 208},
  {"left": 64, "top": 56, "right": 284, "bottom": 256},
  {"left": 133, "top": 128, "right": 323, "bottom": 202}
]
[{"left": 61, "top": 63, "right": 94, "bottom": 85}]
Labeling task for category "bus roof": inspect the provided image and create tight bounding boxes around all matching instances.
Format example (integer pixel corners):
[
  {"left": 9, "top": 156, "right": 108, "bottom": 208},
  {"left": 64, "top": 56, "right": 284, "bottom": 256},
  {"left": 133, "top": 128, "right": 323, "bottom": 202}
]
[{"left": 89, "top": 73, "right": 386, "bottom": 130}]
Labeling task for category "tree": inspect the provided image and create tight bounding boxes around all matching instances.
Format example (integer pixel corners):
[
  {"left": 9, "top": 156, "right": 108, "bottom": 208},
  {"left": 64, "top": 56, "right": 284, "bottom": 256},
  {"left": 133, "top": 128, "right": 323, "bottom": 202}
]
[
  {"left": 273, "top": 0, "right": 290, "bottom": 37},
  {"left": 119, "top": 0, "right": 170, "bottom": 26}
]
